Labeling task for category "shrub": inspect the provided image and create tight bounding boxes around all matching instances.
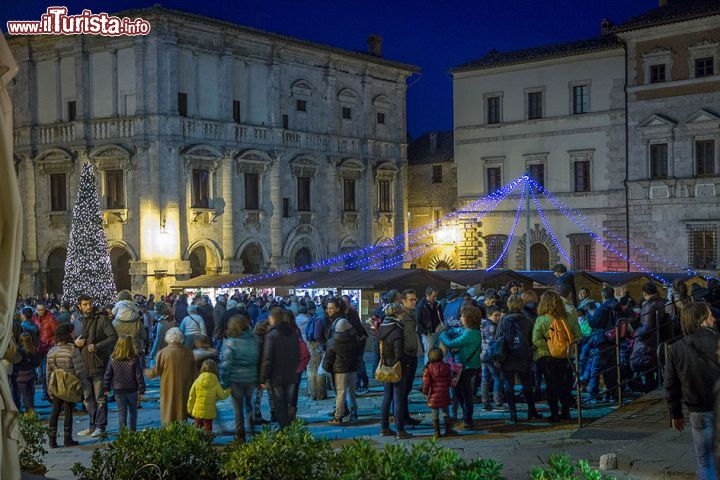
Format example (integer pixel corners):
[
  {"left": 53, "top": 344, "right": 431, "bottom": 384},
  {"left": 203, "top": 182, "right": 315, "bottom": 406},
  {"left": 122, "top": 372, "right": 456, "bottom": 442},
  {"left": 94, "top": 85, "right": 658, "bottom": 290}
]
[
  {"left": 71, "top": 422, "right": 222, "bottom": 480},
  {"left": 530, "top": 454, "right": 616, "bottom": 480},
  {"left": 331, "top": 438, "right": 505, "bottom": 480},
  {"left": 221, "top": 420, "right": 334, "bottom": 480},
  {"left": 19, "top": 413, "right": 48, "bottom": 472}
]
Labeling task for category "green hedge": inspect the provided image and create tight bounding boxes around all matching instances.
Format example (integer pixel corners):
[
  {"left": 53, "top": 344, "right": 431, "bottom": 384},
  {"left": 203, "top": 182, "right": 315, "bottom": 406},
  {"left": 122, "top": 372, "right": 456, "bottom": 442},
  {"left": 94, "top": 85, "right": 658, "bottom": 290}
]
[{"left": 72, "top": 421, "right": 615, "bottom": 480}]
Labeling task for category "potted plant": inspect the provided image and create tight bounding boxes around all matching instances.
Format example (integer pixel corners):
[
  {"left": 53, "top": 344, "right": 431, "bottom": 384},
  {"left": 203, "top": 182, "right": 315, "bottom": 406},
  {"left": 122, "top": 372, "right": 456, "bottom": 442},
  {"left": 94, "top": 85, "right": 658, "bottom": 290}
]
[{"left": 19, "top": 413, "right": 49, "bottom": 475}]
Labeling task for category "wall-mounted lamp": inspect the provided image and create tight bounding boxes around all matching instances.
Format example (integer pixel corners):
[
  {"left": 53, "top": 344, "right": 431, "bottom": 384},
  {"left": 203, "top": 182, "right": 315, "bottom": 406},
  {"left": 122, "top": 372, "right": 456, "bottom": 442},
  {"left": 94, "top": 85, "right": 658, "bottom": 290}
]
[{"left": 160, "top": 215, "right": 167, "bottom": 234}]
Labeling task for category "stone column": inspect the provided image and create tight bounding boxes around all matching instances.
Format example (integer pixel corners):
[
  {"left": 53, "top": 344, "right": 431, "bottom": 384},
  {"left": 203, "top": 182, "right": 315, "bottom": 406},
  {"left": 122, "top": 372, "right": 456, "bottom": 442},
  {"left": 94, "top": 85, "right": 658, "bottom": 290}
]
[
  {"left": 54, "top": 55, "right": 62, "bottom": 122},
  {"left": 74, "top": 37, "right": 89, "bottom": 121},
  {"left": 221, "top": 150, "right": 239, "bottom": 273},
  {"left": 111, "top": 49, "right": 118, "bottom": 116},
  {"left": 219, "top": 50, "right": 233, "bottom": 122},
  {"left": 325, "top": 155, "right": 340, "bottom": 256},
  {"left": 133, "top": 37, "right": 147, "bottom": 116},
  {"left": 269, "top": 153, "right": 285, "bottom": 269},
  {"left": 20, "top": 154, "right": 39, "bottom": 294}
]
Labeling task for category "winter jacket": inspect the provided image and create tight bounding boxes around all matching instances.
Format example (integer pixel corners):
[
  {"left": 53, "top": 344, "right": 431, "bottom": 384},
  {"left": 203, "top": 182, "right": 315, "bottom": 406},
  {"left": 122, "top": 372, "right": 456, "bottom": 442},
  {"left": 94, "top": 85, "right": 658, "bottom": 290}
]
[
  {"left": 180, "top": 314, "right": 206, "bottom": 339},
  {"left": 46, "top": 342, "right": 89, "bottom": 391},
  {"left": 398, "top": 308, "right": 420, "bottom": 358},
  {"left": 523, "top": 303, "right": 538, "bottom": 324},
  {"left": 174, "top": 301, "right": 188, "bottom": 325},
  {"left": 199, "top": 304, "right": 215, "bottom": 341},
  {"left": 664, "top": 327, "right": 720, "bottom": 418},
  {"left": 220, "top": 332, "right": 259, "bottom": 386},
  {"left": 588, "top": 298, "right": 620, "bottom": 347},
  {"left": 297, "top": 333, "right": 311, "bottom": 373},
  {"left": 416, "top": 298, "right": 444, "bottom": 336},
  {"left": 532, "top": 314, "right": 582, "bottom": 361},
  {"left": 56, "top": 310, "right": 72, "bottom": 324},
  {"left": 212, "top": 301, "right": 227, "bottom": 338},
  {"left": 187, "top": 372, "right": 230, "bottom": 420},
  {"left": 33, "top": 311, "right": 58, "bottom": 354},
  {"left": 322, "top": 330, "right": 360, "bottom": 374},
  {"left": 260, "top": 324, "right": 300, "bottom": 386},
  {"left": 556, "top": 271, "right": 577, "bottom": 305},
  {"left": 378, "top": 317, "right": 404, "bottom": 367},
  {"left": 150, "top": 317, "right": 174, "bottom": 359},
  {"left": 480, "top": 319, "right": 499, "bottom": 363},
  {"left": 79, "top": 310, "right": 118, "bottom": 377},
  {"left": 20, "top": 320, "right": 39, "bottom": 349},
  {"left": 630, "top": 295, "right": 668, "bottom": 371},
  {"left": 346, "top": 307, "right": 368, "bottom": 341},
  {"left": 103, "top": 357, "right": 145, "bottom": 394},
  {"left": 112, "top": 302, "right": 147, "bottom": 355},
  {"left": 439, "top": 328, "right": 483, "bottom": 369},
  {"left": 443, "top": 298, "right": 464, "bottom": 327},
  {"left": 15, "top": 343, "right": 39, "bottom": 384},
  {"left": 295, "top": 314, "right": 311, "bottom": 341},
  {"left": 496, "top": 312, "right": 534, "bottom": 372},
  {"left": 422, "top": 361, "right": 452, "bottom": 409},
  {"left": 193, "top": 347, "right": 219, "bottom": 367}
]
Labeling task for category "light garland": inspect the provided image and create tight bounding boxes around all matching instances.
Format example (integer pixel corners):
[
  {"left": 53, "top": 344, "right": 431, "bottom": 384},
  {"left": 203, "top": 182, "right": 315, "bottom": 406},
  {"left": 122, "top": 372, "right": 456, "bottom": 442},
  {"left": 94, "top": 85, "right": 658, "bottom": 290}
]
[
  {"left": 486, "top": 178, "right": 527, "bottom": 271},
  {"left": 62, "top": 163, "right": 118, "bottom": 306},
  {"left": 530, "top": 183, "right": 573, "bottom": 266}
]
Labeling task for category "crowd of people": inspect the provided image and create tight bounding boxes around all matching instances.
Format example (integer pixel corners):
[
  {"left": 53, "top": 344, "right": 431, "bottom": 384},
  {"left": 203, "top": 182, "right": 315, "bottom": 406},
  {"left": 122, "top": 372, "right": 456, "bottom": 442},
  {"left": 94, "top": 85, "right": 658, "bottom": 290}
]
[{"left": 5, "top": 264, "right": 720, "bottom": 478}]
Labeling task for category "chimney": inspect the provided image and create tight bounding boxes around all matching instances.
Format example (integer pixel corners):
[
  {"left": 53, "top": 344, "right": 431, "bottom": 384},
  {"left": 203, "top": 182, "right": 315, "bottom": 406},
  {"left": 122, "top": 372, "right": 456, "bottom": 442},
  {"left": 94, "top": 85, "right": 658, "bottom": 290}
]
[
  {"left": 429, "top": 132, "right": 438, "bottom": 153},
  {"left": 368, "top": 34, "right": 383, "bottom": 57},
  {"left": 600, "top": 18, "right": 613, "bottom": 35}
]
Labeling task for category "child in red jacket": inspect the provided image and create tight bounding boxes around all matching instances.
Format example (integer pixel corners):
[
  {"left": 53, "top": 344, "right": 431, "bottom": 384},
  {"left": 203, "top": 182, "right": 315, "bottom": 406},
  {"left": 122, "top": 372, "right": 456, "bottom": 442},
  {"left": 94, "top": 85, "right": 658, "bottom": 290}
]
[{"left": 422, "top": 348, "right": 457, "bottom": 438}]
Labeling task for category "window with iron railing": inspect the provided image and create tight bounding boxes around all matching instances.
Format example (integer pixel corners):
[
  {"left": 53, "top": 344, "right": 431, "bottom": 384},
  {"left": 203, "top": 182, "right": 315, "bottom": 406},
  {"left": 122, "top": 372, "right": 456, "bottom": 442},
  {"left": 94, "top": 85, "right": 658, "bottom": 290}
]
[{"left": 689, "top": 226, "right": 717, "bottom": 270}]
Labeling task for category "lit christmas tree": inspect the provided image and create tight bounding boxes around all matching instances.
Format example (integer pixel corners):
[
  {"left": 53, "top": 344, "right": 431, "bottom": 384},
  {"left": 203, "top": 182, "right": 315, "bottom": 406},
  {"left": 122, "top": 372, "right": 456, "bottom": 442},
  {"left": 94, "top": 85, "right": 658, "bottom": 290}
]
[{"left": 62, "top": 163, "right": 117, "bottom": 306}]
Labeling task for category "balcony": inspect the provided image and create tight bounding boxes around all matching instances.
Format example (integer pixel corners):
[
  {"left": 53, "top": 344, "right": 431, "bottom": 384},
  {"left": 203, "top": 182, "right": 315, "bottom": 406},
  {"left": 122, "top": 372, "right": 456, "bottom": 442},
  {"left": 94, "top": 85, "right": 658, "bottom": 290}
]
[
  {"left": 90, "top": 117, "right": 137, "bottom": 140},
  {"left": 35, "top": 123, "right": 75, "bottom": 145}
]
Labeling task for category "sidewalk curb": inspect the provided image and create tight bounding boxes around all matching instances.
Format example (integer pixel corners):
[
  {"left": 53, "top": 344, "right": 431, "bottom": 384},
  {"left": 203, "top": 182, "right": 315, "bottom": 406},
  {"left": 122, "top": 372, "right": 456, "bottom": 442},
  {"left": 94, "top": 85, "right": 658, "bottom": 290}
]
[{"left": 613, "top": 453, "right": 696, "bottom": 480}]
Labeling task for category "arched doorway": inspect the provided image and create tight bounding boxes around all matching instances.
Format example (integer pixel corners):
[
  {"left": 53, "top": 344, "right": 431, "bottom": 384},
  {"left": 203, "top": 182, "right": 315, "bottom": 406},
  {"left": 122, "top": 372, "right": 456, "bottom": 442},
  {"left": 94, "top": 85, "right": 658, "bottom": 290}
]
[
  {"left": 46, "top": 247, "right": 67, "bottom": 295},
  {"left": 530, "top": 243, "right": 550, "bottom": 271},
  {"left": 240, "top": 244, "right": 264, "bottom": 274},
  {"left": 435, "top": 261, "right": 451, "bottom": 270},
  {"left": 294, "top": 247, "right": 313, "bottom": 271},
  {"left": 110, "top": 247, "right": 131, "bottom": 291},
  {"left": 189, "top": 246, "right": 214, "bottom": 278}
]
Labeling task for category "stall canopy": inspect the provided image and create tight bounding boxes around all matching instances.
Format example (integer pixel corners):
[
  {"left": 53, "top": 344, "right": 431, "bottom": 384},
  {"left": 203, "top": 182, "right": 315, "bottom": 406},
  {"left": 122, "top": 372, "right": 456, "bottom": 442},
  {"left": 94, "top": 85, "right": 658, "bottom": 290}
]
[
  {"left": 432, "top": 269, "right": 534, "bottom": 290},
  {"left": 173, "top": 274, "right": 250, "bottom": 289}
]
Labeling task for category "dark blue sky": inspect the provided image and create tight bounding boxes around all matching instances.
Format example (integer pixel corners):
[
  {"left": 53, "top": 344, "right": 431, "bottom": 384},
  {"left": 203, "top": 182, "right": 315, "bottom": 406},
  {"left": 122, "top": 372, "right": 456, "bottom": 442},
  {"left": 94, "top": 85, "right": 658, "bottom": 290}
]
[{"left": 5, "top": 0, "right": 658, "bottom": 138}]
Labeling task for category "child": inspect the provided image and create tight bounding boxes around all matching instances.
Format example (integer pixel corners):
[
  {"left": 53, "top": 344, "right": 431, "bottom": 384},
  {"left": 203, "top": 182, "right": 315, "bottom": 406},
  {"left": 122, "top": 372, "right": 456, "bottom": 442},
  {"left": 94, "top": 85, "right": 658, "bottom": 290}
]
[
  {"left": 103, "top": 336, "right": 145, "bottom": 431},
  {"left": 480, "top": 306, "right": 505, "bottom": 411},
  {"left": 422, "top": 348, "right": 457, "bottom": 438},
  {"left": 16, "top": 332, "right": 39, "bottom": 415},
  {"left": 188, "top": 359, "right": 230, "bottom": 433}
]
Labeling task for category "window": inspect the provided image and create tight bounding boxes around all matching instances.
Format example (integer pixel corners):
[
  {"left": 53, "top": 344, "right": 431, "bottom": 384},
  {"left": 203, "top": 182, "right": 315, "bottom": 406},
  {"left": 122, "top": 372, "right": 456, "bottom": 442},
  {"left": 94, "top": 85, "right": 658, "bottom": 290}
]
[
  {"left": 650, "top": 64, "right": 666, "bottom": 83},
  {"left": 282, "top": 114, "right": 289, "bottom": 129},
  {"left": 696, "top": 140, "right": 715, "bottom": 176},
  {"left": 105, "top": 169, "right": 125, "bottom": 209},
  {"left": 487, "top": 167, "right": 501, "bottom": 193},
  {"left": 50, "top": 173, "right": 66, "bottom": 211},
  {"left": 528, "top": 91, "right": 543, "bottom": 120},
  {"left": 282, "top": 197, "right": 290, "bottom": 218},
  {"left": 244, "top": 172, "right": 259, "bottom": 210},
  {"left": 432, "top": 165, "right": 443, "bottom": 184},
  {"left": 487, "top": 96, "right": 500, "bottom": 124},
  {"left": 650, "top": 143, "right": 669, "bottom": 179},
  {"left": 689, "top": 226, "right": 717, "bottom": 270},
  {"left": 296, "top": 99, "right": 307, "bottom": 112},
  {"left": 529, "top": 164, "right": 545, "bottom": 189},
  {"left": 572, "top": 85, "right": 589, "bottom": 114},
  {"left": 342, "top": 107, "right": 352, "bottom": 120},
  {"left": 67, "top": 101, "right": 76, "bottom": 122},
  {"left": 574, "top": 161, "right": 590, "bottom": 192},
  {"left": 485, "top": 234, "right": 508, "bottom": 268},
  {"left": 178, "top": 92, "right": 188, "bottom": 117},
  {"left": 695, "top": 57, "right": 714, "bottom": 77},
  {"left": 377, "top": 112, "right": 385, "bottom": 124},
  {"left": 343, "top": 179, "right": 356, "bottom": 211},
  {"left": 192, "top": 169, "right": 210, "bottom": 208},
  {"left": 378, "top": 180, "right": 391, "bottom": 212},
  {"left": 569, "top": 234, "right": 595, "bottom": 271},
  {"left": 297, "top": 176, "right": 311, "bottom": 211},
  {"left": 232, "top": 100, "right": 241, "bottom": 123}
]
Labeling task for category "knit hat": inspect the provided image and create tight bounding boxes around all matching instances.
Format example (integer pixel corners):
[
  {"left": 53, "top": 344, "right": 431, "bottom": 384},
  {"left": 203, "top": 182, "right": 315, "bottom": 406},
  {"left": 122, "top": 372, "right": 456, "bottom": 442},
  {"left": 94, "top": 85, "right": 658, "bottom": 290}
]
[{"left": 334, "top": 318, "right": 353, "bottom": 333}]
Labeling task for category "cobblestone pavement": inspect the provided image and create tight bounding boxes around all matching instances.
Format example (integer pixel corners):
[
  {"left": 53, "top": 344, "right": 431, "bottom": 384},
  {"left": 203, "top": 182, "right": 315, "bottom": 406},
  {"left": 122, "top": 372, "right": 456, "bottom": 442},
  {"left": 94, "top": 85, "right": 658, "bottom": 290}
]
[{"left": 30, "top": 358, "right": 693, "bottom": 480}]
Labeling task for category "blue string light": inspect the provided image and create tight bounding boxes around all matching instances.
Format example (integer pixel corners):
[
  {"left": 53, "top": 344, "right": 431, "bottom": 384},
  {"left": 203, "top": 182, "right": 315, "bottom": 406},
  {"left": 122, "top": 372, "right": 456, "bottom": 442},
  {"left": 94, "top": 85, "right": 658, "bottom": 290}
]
[
  {"left": 530, "top": 183, "right": 573, "bottom": 266},
  {"left": 486, "top": 178, "right": 526, "bottom": 271}
]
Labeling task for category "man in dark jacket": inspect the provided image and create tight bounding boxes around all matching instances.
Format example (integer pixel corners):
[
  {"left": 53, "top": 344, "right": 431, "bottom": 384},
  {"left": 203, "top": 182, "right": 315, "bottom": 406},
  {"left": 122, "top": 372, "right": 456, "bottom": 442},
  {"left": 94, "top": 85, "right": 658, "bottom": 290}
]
[
  {"left": 664, "top": 302, "right": 720, "bottom": 480},
  {"left": 74, "top": 294, "right": 118, "bottom": 437},
  {"left": 631, "top": 282, "right": 669, "bottom": 391},
  {"left": 415, "top": 287, "right": 444, "bottom": 365},
  {"left": 212, "top": 294, "right": 227, "bottom": 344},
  {"left": 553, "top": 263, "right": 577, "bottom": 307},
  {"left": 342, "top": 294, "right": 369, "bottom": 393},
  {"left": 324, "top": 318, "right": 360, "bottom": 424},
  {"left": 587, "top": 286, "right": 619, "bottom": 402},
  {"left": 260, "top": 308, "right": 300, "bottom": 428},
  {"left": 378, "top": 306, "right": 412, "bottom": 439},
  {"left": 399, "top": 289, "right": 421, "bottom": 426}
]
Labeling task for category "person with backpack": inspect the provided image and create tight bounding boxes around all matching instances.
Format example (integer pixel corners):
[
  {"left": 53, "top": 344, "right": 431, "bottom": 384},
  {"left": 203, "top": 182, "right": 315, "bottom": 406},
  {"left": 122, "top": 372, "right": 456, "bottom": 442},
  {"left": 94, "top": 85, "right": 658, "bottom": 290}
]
[
  {"left": 664, "top": 302, "right": 720, "bottom": 480},
  {"left": 305, "top": 301, "right": 329, "bottom": 401},
  {"left": 112, "top": 290, "right": 147, "bottom": 367},
  {"left": 480, "top": 306, "right": 505, "bottom": 411},
  {"left": 586, "top": 286, "right": 620, "bottom": 404},
  {"left": 439, "top": 305, "right": 483, "bottom": 430},
  {"left": 532, "top": 291, "right": 581, "bottom": 422},
  {"left": 496, "top": 295, "right": 542, "bottom": 423},
  {"left": 179, "top": 305, "right": 207, "bottom": 348}
]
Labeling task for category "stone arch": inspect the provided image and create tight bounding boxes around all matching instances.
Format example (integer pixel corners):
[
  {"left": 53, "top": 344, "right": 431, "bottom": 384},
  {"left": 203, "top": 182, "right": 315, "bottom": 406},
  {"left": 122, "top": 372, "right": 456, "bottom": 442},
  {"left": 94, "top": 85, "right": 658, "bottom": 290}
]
[
  {"left": 106, "top": 240, "right": 138, "bottom": 262},
  {"left": 34, "top": 147, "right": 74, "bottom": 164},
  {"left": 338, "top": 236, "right": 361, "bottom": 270},
  {"left": 44, "top": 246, "right": 67, "bottom": 296},
  {"left": 428, "top": 254, "right": 456, "bottom": 271},
  {"left": 291, "top": 79, "right": 314, "bottom": 96},
  {"left": 236, "top": 149, "right": 274, "bottom": 164},
  {"left": 283, "top": 225, "right": 325, "bottom": 272},
  {"left": 88, "top": 144, "right": 133, "bottom": 162},
  {"left": 184, "top": 239, "right": 223, "bottom": 277},
  {"left": 235, "top": 240, "right": 268, "bottom": 275},
  {"left": 372, "top": 236, "right": 397, "bottom": 268},
  {"left": 515, "top": 224, "right": 561, "bottom": 270},
  {"left": 293, "top": 247, "right": 314, "bottom": 270},
  {"left": 372, "top": 94, "right": 392, "bottom": 109},
  {"left": 104, "top": 240, "right": 137, "bottom": 292},
  {"left": 337, "top": 87, "right": 360, "bottom": 104},
  {"left": 180, "top": 144, "right": 223, "bottom": 160}
]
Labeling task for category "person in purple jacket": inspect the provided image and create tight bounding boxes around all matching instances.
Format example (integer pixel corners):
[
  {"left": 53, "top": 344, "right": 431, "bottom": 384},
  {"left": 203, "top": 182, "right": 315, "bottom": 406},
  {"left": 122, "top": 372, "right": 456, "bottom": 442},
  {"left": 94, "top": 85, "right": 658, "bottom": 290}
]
[{"left": 104, "top": 335, "right": 145, "bottom": 432}]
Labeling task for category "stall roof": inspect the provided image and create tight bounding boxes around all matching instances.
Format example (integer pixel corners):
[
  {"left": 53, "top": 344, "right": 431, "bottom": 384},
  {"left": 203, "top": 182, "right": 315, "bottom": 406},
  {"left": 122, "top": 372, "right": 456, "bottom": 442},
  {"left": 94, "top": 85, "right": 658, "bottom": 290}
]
[
  {"left": 585, "top": 271, "right": 654, "bottom": 286},
  {"left": 432, "top": 269, "right": 534, "bottom": 288},
  {"left": 172, "top": 274, "right": 250, "bottom": 289}
]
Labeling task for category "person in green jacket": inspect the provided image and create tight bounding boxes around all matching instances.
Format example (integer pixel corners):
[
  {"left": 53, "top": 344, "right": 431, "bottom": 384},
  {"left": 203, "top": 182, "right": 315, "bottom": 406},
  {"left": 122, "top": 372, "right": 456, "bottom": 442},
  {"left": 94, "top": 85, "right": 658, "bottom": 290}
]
[
  {"left": 439, "top": 305, "right": 483, "bottom": 429},
  {"left": 532, "top": 290, "right": 581, "bottom": 423}
]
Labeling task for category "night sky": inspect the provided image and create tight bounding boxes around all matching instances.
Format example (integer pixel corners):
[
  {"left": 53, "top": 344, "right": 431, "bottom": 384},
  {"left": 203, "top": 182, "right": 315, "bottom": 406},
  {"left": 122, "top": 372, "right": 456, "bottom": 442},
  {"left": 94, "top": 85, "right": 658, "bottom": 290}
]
[{"left": 4, "top": 0, "right": 658, "bottom": 138}]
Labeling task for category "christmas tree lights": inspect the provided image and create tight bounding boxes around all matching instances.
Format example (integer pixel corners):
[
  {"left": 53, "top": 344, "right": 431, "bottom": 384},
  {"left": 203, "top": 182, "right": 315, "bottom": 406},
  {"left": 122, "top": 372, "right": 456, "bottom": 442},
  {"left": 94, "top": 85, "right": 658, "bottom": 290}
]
[
  {"left": 530, "top": 184, "right": 573, "bottom": 266},
  {"left": 62, "top": 163, "right": 117, "bottom": 306},
  {"left": 486, "top": 179, "right": 526, "bottom": 271}
]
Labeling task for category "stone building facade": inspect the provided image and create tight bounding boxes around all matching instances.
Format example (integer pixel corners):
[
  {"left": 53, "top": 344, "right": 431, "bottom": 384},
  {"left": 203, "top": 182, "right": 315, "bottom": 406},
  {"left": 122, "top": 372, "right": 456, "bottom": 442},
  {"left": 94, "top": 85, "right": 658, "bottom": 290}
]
[
  {"left": 449, "top": 0, "right": 720, "bottom": 274},
  {"left": 9, "top": 6, "right": 418, "bottom": 296}
]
